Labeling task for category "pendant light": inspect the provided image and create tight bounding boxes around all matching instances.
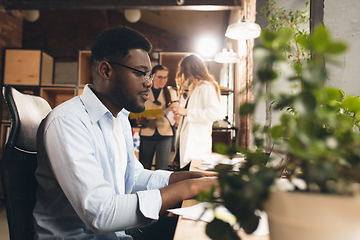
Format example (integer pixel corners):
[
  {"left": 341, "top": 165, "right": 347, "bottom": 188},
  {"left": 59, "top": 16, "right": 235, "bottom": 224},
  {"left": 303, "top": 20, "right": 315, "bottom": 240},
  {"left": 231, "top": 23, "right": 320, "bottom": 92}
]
[
  {"left": 225, "top": 16, "right": 261, "bottom": 40},
  {"left": 225, "top": 17, "right": 261, "bottom": 40},
  {"left": 23, "top": 10, "right": 40, "bottom": 22},
  {"left": 124, "top": 9, "right": 141, "bottom": 23},
  {"left": 214, "top": 48, "right": 239, "bottom": 63}
]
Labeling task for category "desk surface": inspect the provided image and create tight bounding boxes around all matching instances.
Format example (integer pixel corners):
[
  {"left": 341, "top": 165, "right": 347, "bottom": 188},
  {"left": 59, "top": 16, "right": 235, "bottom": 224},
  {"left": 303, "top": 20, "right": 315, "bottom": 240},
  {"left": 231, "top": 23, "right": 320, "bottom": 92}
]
[{"left": 173, "top": 157, "right": 270, "bottom": 240}]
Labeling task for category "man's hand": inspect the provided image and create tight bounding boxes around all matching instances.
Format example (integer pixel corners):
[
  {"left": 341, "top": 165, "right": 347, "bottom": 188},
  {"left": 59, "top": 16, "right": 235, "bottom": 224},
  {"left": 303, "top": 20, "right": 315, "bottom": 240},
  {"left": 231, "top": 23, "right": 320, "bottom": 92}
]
[
  {"left": 168, "top": 171, "right": 217, "bottom": 184},
  {"left": 159, "top": 172, "right": 218, "bottom": 216}
]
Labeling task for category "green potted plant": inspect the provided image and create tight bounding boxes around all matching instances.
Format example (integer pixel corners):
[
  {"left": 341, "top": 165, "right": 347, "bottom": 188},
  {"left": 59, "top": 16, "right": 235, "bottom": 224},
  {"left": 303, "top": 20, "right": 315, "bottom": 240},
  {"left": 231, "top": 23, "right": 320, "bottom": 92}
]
[{"left": 199, "top": 18, "right": 360, "bottom": 240}]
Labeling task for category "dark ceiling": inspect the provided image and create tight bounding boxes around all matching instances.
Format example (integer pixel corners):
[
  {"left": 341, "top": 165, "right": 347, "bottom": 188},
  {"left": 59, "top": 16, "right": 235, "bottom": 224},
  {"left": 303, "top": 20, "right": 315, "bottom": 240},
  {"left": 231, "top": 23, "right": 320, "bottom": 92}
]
[
  {"left": 13, "top": 0, "right": 242, "bottom": 57},
  {"left": 0, "top": 0, "right": 242, "bottom": 10}
]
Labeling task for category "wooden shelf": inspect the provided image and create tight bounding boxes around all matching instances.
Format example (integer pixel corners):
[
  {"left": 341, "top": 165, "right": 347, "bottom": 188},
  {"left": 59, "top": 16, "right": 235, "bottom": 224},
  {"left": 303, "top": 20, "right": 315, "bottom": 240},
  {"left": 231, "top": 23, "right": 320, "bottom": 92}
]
[
  {"left": 3, "top": 49, "right": 54, "bottom": 86},
  {"left": 40, "top": 87, "right": 76, "bottom": 109},
  {"left": 78, "top": 50, "right": 93, "bottom": 86},
  {"left": 77, "top": 87, "right": 84, "bottom": 95},
  {"left": 220, "top": 87, "right": 233, "bottom": 95}
]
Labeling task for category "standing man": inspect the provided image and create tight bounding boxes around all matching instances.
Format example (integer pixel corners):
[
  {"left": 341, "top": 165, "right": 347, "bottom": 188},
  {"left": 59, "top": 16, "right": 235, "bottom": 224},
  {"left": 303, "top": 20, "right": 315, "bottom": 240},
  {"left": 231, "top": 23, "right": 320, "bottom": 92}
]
[{"left": 34, "top": 26, "right": 217, "bottom": 240}]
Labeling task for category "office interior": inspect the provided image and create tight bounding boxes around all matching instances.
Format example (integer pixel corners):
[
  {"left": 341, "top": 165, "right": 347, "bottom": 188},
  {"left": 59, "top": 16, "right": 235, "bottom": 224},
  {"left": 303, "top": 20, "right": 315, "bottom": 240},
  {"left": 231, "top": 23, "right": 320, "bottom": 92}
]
[{"left": 0, "top": 0, "right": 360, "bottom": 239}]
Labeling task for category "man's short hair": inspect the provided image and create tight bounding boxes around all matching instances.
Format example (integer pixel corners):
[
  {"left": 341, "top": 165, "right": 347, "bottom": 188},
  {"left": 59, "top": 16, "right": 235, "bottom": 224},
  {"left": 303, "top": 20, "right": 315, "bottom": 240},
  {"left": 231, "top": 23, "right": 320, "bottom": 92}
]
[{"left": 91, "top": 26, "right": 152, "bottom": 68}]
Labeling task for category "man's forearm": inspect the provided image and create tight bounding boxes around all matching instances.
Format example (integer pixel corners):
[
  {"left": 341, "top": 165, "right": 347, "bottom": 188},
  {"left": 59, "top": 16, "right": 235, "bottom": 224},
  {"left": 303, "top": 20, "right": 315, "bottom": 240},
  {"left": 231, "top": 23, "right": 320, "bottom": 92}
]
[
  {"left": 168, "top": 171, "right": 217, "bottom": 185},
  {"left": 159, "top": 176, "right": 218, "bottom": 216}
]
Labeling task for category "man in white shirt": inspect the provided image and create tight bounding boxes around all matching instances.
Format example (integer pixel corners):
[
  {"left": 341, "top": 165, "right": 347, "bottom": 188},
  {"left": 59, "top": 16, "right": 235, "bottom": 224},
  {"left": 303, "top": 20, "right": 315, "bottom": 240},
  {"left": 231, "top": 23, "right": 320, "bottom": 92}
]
[{"left": 33, "top": 26, "right": 217, "bottom": 240}]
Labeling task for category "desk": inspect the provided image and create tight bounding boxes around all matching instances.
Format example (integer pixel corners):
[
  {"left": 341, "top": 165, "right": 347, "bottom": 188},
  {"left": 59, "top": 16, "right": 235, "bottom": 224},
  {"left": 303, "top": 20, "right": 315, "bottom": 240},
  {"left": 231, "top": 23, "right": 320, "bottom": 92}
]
[{"left": 173, "top": 158, "right": 270, "bottom": 240}]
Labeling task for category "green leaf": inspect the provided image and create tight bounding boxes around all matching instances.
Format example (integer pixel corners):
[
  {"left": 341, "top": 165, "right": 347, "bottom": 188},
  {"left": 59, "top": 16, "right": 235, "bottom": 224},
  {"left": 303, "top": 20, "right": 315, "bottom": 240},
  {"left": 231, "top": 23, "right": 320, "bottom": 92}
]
[
  {"left": 257, "top": 68, "right": 278, "bottom": 82},
  {"left": 325, "top": 41, "right": 347, "bottom": 54},
  {"left": 240, "top": 213, "right": 260, "bottom": 234},
  {"left": 325, "top": 87, "right": 342, "bottom": 101},
  {"left": 355, "top": 111, "right": 360, "bottom": 122},
  {"left": 272, "top": 28, "right": 293, "bottom": 49},
  {"left": 273, "top": 95, "right": 295, "bottom": 110},
  {"left": 293, "top": 92, "right": 317, "bottom": 115},
  {"left": 253, "top": 47, "right": 274, "bottom": 64},
  {"left": 214, "top": 164, "right": 234, "bottom": 175},
  {"left": 280, "top": 111, "right": 293, "bottom": 124},
  {"left": 342, "top": 96, "right": 360, "bottom": 112},
  {"left": 297, "top": 34, "right": 311, "bottom": 50},
  {"left": 215, "top": 143, "right": 229, "bottom": 156},
  {"left": 206, "top": 218, "right": 240, "bottom": 240},
  {"left": 261, "top": 30, "right": 277, "bottom": 44},
  {"left": 197, "top": 186, "right": 216, "bottom": 203},
  {"left": 215, "top": 143, "right": 240, "bottom": 159},
  {"left": 270, "top": 125, "right": 286, "bottom": 139},
  {"left": 312, "top": 25, "right": 330, "bottom": 52},
  {"left": 239, "top": 103, "right": 255, "bottom": 116},
  {"left": 301, "top": 66, "right": 326, "bottom": 86}
]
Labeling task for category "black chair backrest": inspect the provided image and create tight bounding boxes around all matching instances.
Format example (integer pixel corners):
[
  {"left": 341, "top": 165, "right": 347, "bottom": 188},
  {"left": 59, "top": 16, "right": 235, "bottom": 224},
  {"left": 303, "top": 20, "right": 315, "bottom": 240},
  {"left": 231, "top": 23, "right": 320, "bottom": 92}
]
[{"left": 1, "top": 85, "right": 52, "bottom": 240}]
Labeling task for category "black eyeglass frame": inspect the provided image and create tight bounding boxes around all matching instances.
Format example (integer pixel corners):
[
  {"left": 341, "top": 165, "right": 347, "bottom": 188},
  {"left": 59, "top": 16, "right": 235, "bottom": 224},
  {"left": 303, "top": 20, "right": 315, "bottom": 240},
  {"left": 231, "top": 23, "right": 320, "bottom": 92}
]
[{"left": 107, "top": 61, "right": 155, "bottom": 84}]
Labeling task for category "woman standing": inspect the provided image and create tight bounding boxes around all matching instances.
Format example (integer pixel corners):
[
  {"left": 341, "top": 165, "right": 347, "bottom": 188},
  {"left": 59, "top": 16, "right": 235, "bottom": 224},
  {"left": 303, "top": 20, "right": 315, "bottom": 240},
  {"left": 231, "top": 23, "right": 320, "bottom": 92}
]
[
  {"left": 170, "top": 54, "right": 221, "bottom": 170},
  {"left": 138, "top": 65, "right": 177, "bottom": 170}
]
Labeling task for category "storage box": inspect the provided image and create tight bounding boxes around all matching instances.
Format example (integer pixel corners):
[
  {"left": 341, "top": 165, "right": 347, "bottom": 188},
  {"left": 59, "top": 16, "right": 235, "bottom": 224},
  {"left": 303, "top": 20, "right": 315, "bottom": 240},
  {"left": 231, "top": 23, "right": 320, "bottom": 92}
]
[{"left": 3, "top": 49, "right": 54, "bottom": 86}]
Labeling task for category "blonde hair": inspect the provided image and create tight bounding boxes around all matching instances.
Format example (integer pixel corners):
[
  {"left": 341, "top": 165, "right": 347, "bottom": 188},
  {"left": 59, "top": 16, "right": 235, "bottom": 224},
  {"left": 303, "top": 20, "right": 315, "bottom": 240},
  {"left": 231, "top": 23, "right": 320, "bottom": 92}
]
[{"left": 175, "top": 54, "right": 220, "bottom": 100}]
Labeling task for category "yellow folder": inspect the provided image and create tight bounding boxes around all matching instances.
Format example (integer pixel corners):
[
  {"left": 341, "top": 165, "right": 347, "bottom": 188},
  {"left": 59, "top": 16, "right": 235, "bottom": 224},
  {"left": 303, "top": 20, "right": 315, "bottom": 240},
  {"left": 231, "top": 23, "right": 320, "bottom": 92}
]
[{"left": 129, "top": 107, "right": 163, "bottom": 119}]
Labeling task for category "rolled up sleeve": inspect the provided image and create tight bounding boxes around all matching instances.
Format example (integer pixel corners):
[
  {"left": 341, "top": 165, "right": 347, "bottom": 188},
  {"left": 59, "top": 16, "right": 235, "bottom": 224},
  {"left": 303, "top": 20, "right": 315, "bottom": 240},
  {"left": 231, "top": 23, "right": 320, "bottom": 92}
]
[{"left": 134, "top": 169, "right": 173, "bottom": 219}]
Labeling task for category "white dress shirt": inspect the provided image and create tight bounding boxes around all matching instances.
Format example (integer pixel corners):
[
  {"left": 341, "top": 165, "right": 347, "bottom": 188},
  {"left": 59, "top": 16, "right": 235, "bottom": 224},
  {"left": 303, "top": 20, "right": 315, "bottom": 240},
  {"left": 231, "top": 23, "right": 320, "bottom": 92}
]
[{"left": 34, "top": 84, "right": 172, "bottom": 239}]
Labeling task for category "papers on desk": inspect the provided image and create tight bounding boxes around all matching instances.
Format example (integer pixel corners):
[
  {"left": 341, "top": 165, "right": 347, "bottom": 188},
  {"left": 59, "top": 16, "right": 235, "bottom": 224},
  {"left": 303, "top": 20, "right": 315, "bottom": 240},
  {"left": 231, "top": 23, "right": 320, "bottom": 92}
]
[
  {"left": 198, "top": 155, "right": 245, "bottom": 171},
  {"left": 169, "top": 202, "right": 236, "bottom": 223},
  {"left": 168, "top": 202, "right": 269, "bottom": 236}
]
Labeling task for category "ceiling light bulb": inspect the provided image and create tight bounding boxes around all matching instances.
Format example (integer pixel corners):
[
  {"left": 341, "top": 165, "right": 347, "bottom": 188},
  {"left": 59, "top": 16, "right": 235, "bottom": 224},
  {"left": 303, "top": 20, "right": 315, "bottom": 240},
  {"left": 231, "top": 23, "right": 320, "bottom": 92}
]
[
  {"left": 225, "top": 18, "right": 261, "bottom": 40},
  {"left": 196, "top": 36, "right": 218, "bottom": 58},
  {"left": 124, "top": 9, "right": 141, "bottom": 23},
  {"left": 23, "top": 10, "right": 40, "bottom": 22}
]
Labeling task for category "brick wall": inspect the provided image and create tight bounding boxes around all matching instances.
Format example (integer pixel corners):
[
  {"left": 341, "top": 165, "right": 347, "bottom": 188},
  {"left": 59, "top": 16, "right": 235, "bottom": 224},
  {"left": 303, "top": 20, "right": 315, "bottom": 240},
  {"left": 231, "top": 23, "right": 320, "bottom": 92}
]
[
  {"left": 0, "top": 9, "right": 23, "bottom": 126},
  {"left": 0, "top": 9, "right": 23, "bottom": 83}
]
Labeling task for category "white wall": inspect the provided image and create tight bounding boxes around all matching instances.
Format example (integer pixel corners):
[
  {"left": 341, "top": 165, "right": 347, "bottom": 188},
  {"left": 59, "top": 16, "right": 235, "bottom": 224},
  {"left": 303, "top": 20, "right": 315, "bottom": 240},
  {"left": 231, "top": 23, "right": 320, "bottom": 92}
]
[
  {"left": 250, "top": 0, "right": 360, "bottom": 150},
  {"left": 324, "top": 0, "right": 360, "bottom": 96},
  {"left": 250, "top": 0, "right": 309, "bottom": 150}
]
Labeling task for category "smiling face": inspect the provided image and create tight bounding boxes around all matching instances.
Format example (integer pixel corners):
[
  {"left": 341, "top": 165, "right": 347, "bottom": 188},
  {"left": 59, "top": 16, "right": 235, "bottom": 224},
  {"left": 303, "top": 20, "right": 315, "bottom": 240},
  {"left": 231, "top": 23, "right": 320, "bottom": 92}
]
[
  {"left": 103, "top": 49, "right": 152, "bottom": 114},
  {"left": 153, "top": 70, "right": 168, "bottom": 89}
]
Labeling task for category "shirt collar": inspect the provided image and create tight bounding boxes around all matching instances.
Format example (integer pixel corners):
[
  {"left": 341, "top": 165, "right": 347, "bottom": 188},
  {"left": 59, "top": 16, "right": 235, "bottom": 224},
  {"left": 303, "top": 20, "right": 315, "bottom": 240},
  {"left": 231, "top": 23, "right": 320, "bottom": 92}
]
[{"left": 80, "top": 84, "right": 130, "bottom": 124}]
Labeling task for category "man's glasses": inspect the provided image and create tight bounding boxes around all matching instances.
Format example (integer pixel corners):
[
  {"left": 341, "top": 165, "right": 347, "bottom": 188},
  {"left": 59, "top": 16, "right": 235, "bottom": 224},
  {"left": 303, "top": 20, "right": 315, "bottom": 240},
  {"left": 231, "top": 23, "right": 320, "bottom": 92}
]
[{"left": 108, "top": 62, "right": 155, "bottom": 84}]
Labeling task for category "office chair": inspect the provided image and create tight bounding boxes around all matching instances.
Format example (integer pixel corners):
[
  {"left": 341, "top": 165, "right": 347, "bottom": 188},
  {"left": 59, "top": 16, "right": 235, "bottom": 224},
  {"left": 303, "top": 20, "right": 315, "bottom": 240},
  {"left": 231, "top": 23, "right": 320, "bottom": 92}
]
[{"left": 1, "top": 85, "right": 52, "bottom": 240}]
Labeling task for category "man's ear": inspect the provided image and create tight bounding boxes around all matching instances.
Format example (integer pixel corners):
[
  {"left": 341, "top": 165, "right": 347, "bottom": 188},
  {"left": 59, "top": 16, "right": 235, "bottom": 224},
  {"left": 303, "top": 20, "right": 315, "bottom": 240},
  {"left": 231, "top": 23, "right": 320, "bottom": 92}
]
[{"left": 98, "top": 61, "right": 112, "bottom": 79}]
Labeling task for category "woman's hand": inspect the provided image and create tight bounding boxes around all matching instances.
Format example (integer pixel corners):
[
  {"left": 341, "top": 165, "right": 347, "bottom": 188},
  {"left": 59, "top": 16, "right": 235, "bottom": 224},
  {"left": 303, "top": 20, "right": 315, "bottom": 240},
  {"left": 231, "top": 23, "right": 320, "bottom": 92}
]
[
  {"left": 173, "top": 113, "right": 181, "bottom": 126},
  {"left": 170, "top": 103, "right": 187, "bottom": 116}
]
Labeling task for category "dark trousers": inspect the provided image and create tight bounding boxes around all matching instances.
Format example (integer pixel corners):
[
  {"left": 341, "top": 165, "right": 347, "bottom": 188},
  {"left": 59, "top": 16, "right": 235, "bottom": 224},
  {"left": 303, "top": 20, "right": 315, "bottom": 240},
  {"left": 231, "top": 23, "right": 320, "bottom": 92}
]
[
  {"left": 125, "top": 214, "right": 179, "bottom": 240},
  {"left": 139, "top": 137, "right": 173, "bottom": 170},
  {"left": 171, "top": 147, "right": 190, "bottom": 171}
]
